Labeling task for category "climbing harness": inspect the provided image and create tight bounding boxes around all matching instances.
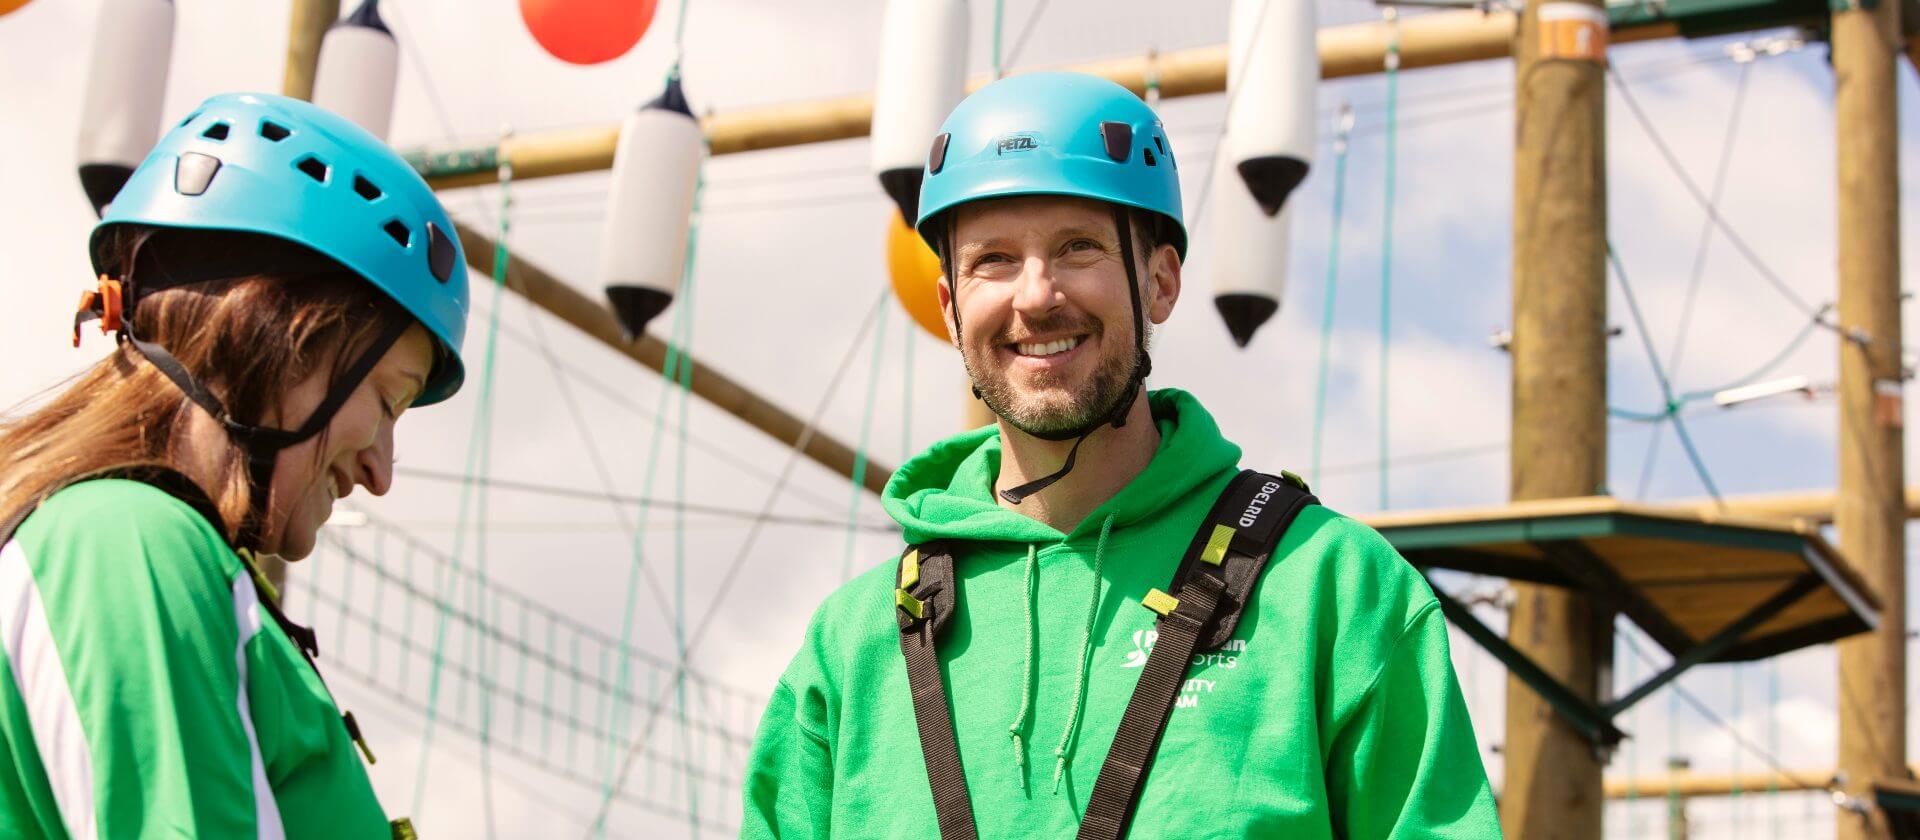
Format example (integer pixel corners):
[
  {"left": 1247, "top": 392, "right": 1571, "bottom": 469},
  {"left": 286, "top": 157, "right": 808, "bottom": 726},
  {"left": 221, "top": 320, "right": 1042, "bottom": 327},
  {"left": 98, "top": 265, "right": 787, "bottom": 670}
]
[{"left": 894, "top": 469, "right": 1318, "bottom": 839}]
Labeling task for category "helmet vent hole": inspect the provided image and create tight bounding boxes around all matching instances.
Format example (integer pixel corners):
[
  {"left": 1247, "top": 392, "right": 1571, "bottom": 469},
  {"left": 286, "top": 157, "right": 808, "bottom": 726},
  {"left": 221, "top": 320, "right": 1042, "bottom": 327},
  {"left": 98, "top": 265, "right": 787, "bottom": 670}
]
[
  {"left": 1099, "top": 122, "right": 1132, "bottom": 163},
  {"left": 260, "top": 120, "right": 292, "bottom": 142},
  {"left": 353, "top": 174, "right": 383, "bottom": 201},
  {"left": 1153, "top": 136, "right": 1166, "bottom": 155},
  {"left": 178, "top": 111, "right": 202, "bottom": 128},
  {"left": 384, "top": 220, "right": 412, "bottom": 248},
  {"left": 295, "top": 155, "right": 329, "bottom": 183},
  {"left": 201, "top": 122, "right": 230, "bottom": 141},
  {"left": 1142, "top": 147, "right": 1157, "bottom": 167},
  {"left": 426, "top": 222, "right": 456, "bottom": 282}
]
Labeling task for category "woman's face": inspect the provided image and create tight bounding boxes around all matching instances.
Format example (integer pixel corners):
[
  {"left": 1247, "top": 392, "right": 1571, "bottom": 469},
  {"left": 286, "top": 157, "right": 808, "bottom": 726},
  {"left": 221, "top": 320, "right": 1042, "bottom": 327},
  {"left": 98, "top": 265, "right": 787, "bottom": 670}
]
[{"left": 263, "top": 323, "right": 435, "bottom": 560}]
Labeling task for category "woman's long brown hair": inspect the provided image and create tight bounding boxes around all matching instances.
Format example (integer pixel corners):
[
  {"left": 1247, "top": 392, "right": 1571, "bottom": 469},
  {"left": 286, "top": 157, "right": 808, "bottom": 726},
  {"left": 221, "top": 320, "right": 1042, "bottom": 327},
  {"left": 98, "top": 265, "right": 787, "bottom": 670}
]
[{"left": 0, "top": 227, "right": 412, "bottom": 541}]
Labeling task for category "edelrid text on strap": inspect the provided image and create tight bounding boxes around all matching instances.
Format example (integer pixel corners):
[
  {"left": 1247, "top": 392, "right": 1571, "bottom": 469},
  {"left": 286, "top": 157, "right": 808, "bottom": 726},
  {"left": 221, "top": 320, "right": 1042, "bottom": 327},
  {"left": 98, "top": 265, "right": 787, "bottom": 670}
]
[{"left": 893, "top": 469, "right": 1318, "bottom": 839}]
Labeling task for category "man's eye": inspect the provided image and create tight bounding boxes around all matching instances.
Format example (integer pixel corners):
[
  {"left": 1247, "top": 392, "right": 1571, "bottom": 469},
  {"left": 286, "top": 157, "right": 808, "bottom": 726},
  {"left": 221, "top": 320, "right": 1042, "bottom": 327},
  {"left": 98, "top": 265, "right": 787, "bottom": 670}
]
[{"left": 1068, "top": 239, "right": 1098, "bottom": 251}]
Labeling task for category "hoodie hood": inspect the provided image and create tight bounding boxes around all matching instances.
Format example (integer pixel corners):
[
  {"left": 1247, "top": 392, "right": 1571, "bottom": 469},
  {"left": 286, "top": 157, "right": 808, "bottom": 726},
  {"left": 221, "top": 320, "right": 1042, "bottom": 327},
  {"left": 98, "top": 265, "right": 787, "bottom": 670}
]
[{"left": 883, "top": 388, "right": 1243, "bottom": 545}]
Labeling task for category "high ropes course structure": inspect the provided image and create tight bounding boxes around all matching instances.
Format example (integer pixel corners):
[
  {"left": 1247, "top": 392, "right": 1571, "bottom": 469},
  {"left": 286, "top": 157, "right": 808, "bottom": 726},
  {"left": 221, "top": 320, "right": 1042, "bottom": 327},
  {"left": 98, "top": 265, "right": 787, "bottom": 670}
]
[{"left": 27, "top": 0, "right": 1920, "bottom": 835}]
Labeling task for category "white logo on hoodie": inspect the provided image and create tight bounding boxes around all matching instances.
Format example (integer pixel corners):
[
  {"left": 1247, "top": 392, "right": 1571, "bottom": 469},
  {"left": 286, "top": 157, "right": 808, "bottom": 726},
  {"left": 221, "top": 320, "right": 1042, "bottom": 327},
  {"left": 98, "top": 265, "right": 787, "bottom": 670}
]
[{"left": 1120, "top": 630, "right": 1247, "bottom": 670}]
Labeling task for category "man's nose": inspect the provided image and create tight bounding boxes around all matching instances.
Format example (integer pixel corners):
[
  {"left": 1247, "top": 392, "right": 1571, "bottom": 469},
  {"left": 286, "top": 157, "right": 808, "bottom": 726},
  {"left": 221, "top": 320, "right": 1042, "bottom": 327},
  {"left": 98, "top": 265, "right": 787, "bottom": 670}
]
[{"left": 1010, "top": 256, "right": 1063, "bottom": 317}]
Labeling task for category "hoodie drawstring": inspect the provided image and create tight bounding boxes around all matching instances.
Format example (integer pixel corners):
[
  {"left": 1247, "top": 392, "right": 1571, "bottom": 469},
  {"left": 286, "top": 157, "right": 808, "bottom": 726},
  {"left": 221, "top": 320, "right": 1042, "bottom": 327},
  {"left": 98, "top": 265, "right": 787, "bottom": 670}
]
[
  {"left": 1052, "top": 514, "right": 1113, "bottom": 793},
  {"left": 1008, "top": 543, "right": 1039, "bottom": 790}
]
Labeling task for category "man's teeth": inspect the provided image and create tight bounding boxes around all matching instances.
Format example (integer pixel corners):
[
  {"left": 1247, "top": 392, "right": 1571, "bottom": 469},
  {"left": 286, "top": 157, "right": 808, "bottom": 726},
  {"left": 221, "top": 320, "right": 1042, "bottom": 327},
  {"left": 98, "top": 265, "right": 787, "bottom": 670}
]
[{"left": 1015, "top": 337, "right": 1080, "bottom": 357}]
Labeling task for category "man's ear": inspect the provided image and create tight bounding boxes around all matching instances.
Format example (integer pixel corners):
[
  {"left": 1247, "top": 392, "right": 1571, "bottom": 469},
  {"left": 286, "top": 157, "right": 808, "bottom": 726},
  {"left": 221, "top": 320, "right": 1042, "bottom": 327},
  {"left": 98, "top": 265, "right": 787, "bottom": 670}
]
[
  {"left": 936, "top": 275, "right": 960, "bottom": 347},
  {"left": 1146, "top": 243, "right": 1182, "bottom": 325}
]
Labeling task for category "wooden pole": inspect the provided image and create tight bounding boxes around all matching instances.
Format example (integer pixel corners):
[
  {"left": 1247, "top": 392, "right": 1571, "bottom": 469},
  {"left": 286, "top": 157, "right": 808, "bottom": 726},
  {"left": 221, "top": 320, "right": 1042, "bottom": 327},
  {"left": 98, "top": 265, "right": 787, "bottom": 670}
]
[
  {"left": 1505, "top": 0, "right": 1610, "bottom": 836},
  {"left": 281, "top": 0, "right": 339, "bottom": 101},
  {"left": 1833, "top": 0, "right": 1905, "bottom": 833},
  {"left": 263, "top": 0, "right": 340, "bottom": 591},
  {"left": 413, "top": 11, "right": 1681, "bottom": 191},
  {"left": 452, "top": 222, "right": 894, "bottom": 495}
]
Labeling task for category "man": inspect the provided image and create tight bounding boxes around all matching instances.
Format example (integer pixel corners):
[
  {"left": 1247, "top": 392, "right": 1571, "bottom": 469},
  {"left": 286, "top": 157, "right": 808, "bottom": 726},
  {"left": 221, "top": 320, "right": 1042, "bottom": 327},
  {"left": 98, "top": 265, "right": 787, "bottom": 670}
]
[{"left": 742, "top": 72, "right": 1499, "bottom": 839}]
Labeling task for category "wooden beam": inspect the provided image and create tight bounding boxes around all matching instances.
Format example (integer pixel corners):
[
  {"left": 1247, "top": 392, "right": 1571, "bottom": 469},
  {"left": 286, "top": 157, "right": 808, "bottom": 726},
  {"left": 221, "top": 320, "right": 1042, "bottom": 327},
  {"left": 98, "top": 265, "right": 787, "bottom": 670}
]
[
  {"left": 1604, "top": 768, "right": 1860, "bottom": 800},
  {"left": 281, "top": 0, "right": 339, "bottom": 102},
  {"left": 1504, "top": 0, "right": 1610, "bottom": 835},
  {"left": 1658, "top": 487, "right": 1920, "bottom": 525},
  {"left": 413, "top": 10, "right": 1681, "bottom": 191},
  {"left": 1833, "top": 0, "right": 1907, "bottom": 834},
  {"left": 452, "top": 222, "right": 893, "bottom": 496}
]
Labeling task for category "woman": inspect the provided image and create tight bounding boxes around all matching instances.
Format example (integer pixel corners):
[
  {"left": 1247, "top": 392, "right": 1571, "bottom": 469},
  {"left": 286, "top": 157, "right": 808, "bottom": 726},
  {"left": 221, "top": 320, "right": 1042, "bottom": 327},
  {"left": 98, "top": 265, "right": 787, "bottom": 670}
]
[{"left": 0, "top": 92, "right": 468, "bottom": 838}]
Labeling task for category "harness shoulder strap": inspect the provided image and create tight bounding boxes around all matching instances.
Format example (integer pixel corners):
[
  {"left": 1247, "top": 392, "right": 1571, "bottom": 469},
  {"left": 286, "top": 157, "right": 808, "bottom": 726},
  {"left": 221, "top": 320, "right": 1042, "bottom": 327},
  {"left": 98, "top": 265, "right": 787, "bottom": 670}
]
[
  {"left": 894, "top": 540, "right": 978, "bottom": 839},
  {"left": 892, "top": 471, "right": 1316, "bottom": 840},
  {"left": 1077, "top": 469, "right": 1317, "bottom": 840}
]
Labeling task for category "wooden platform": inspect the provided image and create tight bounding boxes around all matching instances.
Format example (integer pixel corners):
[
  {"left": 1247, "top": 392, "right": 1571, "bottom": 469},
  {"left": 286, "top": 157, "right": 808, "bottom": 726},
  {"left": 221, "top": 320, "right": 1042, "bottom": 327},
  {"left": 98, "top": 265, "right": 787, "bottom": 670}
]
[{"left": 1365, "top": 495, "right": 1879, "bottom": 663}]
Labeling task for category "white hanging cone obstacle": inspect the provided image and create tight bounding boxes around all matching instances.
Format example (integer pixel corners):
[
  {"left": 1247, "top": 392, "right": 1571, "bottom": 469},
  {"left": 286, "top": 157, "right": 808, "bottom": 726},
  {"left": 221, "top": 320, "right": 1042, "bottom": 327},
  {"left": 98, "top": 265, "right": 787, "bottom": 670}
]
[
  {"left": 600, "top": 75, "right": 703, "bottom": 340},
  {"left": 76, "top": 0, "right": 175, "bottom": 216},
  {"left": 312, "top": 0, "right": 400, "bottom": 141},
  {"left": 1209, "top": 151, "right": 1294, "bottom": 348},
  {"left": 1225, "top": 0, "right": 1318, "bottom": 217},
  {"left": 869, "top": 0, "right": 969, "bottom": 225}
]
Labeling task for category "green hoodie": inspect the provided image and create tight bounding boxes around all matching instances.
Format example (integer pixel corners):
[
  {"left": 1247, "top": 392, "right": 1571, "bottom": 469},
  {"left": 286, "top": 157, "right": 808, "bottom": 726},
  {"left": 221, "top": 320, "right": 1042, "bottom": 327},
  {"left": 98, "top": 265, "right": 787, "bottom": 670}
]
[
  {"left": 0, "top": 478, "right": 395, "bottom": 839},
  {"left": 743, "top": 389, "right": 1499, "bottom": 838}
]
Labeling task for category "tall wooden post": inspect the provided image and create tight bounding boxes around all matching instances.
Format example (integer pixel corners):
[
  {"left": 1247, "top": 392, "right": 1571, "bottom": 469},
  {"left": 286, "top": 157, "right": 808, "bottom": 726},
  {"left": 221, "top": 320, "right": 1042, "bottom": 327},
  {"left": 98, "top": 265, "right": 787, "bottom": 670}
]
[
  {"left": 282, "top": 0, "right": 340, "bottom": 101},
  {"left": 263, "top": 0, "right": 339, "bottom": 594},
  {"left": 1505, "top": 0, "right": 1610, "bottom": 836},
  {"left": 1833, "top": 0, "right": 1905, "bottom": 834}
]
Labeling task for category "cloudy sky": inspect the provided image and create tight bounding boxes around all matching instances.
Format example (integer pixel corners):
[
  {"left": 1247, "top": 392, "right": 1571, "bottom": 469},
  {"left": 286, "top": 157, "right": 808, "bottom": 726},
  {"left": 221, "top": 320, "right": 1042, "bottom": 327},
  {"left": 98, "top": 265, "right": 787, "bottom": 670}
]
[{"left": 5, "top": 0, "right": 1920, "bottom": 837}]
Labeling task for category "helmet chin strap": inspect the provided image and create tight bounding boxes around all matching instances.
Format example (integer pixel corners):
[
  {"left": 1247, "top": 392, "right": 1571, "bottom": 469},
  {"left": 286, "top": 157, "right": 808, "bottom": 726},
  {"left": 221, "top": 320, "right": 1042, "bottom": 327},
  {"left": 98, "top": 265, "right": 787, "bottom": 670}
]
[
  {"left": 984, "top": 205, "right": 1153, "bottom": 505},
  {"left": 108, "top": 251, "right": 410, "bottom": 553}
]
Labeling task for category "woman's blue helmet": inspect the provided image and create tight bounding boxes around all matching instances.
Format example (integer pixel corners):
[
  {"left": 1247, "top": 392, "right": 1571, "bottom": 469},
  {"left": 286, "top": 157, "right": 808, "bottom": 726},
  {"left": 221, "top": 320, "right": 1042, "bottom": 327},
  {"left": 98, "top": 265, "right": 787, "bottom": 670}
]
[
  {"left": 914, "top": 71, "right": 1186, "bottom": 258},
  {"left": 90, "top": 92, "right": 468, "bottom": 405}
]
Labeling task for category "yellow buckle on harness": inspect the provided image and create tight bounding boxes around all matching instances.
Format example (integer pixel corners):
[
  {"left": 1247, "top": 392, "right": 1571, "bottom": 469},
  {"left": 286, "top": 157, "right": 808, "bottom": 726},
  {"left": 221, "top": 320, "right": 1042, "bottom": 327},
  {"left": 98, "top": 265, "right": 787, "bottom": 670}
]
[
  {"left": 1142, "top": 589, "right": 1179, "bottom": 616},
  {"left": 1201, "top": 524, "right": 1235, "bottom": 567},
  {"left": 900, "top": 548, "right": 920, "bottom": 590},
  {"left": 896, "top": 588, "right": 925, "bottom": 620}
]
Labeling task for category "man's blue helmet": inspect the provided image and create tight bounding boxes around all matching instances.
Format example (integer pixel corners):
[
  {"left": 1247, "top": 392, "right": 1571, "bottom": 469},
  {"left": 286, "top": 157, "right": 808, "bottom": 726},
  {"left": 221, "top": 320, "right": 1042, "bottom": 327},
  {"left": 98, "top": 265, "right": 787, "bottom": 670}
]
[
  {"left": 914, "top": 71, "right": 1186, "bottom": 257},
  {"left": 90, "top": 92, "right": 468, "bottom": 405}
]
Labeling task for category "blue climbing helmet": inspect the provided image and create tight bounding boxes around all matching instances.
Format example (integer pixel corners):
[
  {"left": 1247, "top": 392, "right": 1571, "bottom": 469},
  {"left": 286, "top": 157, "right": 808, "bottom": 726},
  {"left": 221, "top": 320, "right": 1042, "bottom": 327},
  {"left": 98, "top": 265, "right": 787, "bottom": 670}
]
[
  {"left": 90, "top": 92, "right": 468, "bottom": 406},
  {"left": 914, "top": 72, "right": 1185, "bottom": 504},
  {"left": 79, "top": 92, "right": 468, "bottom": 550},
  {"left": 914, "top": 71, "right": 1186, "bottom": 257}
]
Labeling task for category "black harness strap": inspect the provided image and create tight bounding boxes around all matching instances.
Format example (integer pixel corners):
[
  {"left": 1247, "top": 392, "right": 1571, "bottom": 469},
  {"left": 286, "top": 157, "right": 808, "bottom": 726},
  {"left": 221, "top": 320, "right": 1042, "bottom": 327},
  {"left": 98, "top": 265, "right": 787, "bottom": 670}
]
[
  {"left": 895, "top": 470, "right": 1317, "bottom": 839},
  {"left": 895, "top": 541, "right": 979, "bottom": 839}
]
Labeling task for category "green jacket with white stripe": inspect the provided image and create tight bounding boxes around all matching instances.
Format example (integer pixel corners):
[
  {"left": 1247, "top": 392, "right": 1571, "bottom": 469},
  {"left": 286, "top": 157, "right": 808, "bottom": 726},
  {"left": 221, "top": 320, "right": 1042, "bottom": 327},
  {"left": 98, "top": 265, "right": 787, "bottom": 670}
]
[{"left": 0, "top": 478, "right": 391, "bottom": 839}]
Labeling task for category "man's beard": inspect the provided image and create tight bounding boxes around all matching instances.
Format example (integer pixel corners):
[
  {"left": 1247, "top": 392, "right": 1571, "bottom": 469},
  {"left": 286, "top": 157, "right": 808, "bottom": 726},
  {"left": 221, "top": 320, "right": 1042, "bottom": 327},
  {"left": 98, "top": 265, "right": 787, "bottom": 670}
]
[{"left": 963, "top": 313, "right": 1140, "bottom": 438}]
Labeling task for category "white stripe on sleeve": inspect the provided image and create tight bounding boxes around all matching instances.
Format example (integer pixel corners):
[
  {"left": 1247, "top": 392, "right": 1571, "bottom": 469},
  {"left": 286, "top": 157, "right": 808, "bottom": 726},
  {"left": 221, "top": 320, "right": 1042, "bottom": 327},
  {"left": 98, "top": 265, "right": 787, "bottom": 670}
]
[
  {"left": 230, "top": 576, "right": 287, "bottom": 840},
  {"left": 0, "top": 539, "right": 99, "bottom": 840}
]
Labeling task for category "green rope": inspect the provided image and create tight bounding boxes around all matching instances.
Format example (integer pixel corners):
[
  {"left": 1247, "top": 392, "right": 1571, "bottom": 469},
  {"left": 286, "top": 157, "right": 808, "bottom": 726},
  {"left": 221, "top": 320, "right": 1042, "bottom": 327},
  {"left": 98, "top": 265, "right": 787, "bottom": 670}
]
[
  {"left": 544, "top": 618, "right": 557, "bottom": 756},
  {"left": 366, "top": 536, "right": 388, "bottom": 673},
  {"left": 1666, "top": 684, "right": 1681, "bottom": 837},
  {"left": 412, "top": 148, "right": 514, "bottom": 825},
  {"left": 1377, "top": 17, "right": 1400, "bottom": 511},
  {"left": 1309, "top": 103, "right": 1354, "bottom": 486},
  {"left": 1612, "top": 313, "right": 1826, "bottom": 422},
  {"left": 902, "top": 313, "right": 915, "bottom": 462},
  {"left": 992, "top": 0, "right": 1006, "bottom": 79},
  {"left": 598, "top": 148, "right": 709, "bottom": 839},
  {"left": 1730, "top": 662, "right": 1743, "bottom": 833},
  {"left": 843, "top": 299, "right": 890, "bottom": 580},
  {"left": 670, "top": 175, "right": 703, "bottom": 839},
  {"left": 1607, "top": 242, "right": 1723, "bottom": 502},
  {"left": 1768, "top": 657, "right": 1780, "bottom": 837}
]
